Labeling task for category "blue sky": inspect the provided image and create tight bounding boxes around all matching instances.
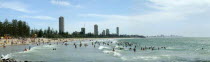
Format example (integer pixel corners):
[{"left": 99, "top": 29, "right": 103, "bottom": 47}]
[{"left": 1, "top": 0, "right": 210, "bottom": 37}]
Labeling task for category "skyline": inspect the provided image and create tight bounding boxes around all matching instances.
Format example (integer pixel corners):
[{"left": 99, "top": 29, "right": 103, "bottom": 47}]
[{"left": 1, "top": 0, "right": 210, "bottom": 37}]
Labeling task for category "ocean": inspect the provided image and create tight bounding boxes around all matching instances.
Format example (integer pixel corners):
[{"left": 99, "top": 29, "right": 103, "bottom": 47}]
[{"left": 1, "top": 37, "right": 210, "bottom": 62}]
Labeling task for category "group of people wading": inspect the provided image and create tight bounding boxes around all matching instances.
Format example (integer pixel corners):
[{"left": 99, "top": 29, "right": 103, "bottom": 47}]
[{"left": 71, "top": 40, "right": 167, "bottom": 53}]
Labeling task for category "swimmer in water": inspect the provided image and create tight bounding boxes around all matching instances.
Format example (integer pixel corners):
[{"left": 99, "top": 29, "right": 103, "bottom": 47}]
[
  {"left": 129, "top": 48, "right": 132, "bottom": 50},
  {"left": 65, "top": 43, "right": 68, "bottom": 46},
  {"left": 24, "top": 48, "right": 27, "bottom": 51}
]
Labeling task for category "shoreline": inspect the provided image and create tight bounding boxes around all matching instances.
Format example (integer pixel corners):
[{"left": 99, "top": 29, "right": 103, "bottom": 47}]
[{"left": 0, "top": 38, "right": 135, "bottom": 47}]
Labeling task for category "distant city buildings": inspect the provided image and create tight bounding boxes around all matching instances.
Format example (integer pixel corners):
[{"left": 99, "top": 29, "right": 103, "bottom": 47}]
[
  {"left": 59, "top": 16, "right": 64, "bottom": 33},
  {"left": 56, "top": 16, "right": 145, "bottom": 38},
  {"left": 102, "top": 30, "right": 105, "bottom": 36},
  {"left": 94, "top": 24, "right": 98, "bottom": 36},
  {"left": 81, "top": 27, "right": 85, "bottom": 35},
  {"left": 116, "top": 27, "right": 119, "bottom": 36},
  {"left": 106, "top": 29, "right": 110, "bottom": 36}
]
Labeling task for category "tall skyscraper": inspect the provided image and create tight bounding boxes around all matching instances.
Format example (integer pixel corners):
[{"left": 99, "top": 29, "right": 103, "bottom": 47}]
[
  {"left": 106, "top": 29, "right": 110, "bottom": 36},
  {"left": 102, "top": 30, "right": 105, "bottom": 36},
  {"left": 94, "top": 24, "right": 98, "bottom": 36},
  {"left": 59, "top": 16, "right": 64, "bottom": 33},
  {"left": 116, "top": 27, "right": 119, "bottom": 36},
  {"left": 81, "top": 27, "right": 85, "bottom": 35}
]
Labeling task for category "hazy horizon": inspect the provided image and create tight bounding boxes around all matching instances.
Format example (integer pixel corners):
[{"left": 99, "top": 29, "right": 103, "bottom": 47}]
[{"left": 1, "top": 0, "right": 210, "bottom": 37}]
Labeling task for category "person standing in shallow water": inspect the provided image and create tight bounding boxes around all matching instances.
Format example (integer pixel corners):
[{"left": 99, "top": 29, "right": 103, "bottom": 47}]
[
  {"left": 29, "top": 46, "right": 31, "bottom": 50},
  {"left": 74, "top": 45, "right": 77, "bottom": 48},
  {"left": 113, "top": 48, "right": 115, "bottom": 52},
  {"left": 80, "top": 42, "right": 82, "bottom": 47},
  {"left": 133, "top": 48, "right": 136, "bottom": 52}
]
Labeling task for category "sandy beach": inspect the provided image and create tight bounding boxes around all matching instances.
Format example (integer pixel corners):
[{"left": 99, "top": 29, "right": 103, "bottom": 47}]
[{"left": 0, "top": 38, "right": 124, "bottom": 47}]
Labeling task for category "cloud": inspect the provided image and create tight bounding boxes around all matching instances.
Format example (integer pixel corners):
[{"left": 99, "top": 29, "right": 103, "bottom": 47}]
[
  {"left": 148, "top": 0, "right": 210, "bottom": 14},
  {"left": 19, "top": 15, "right": 56, "bottom": 20},
  {"left": 79, "top": 12, "right": 184, "bottom": 23},
  {"left": 80, "top": 0, "right": 210, "bottom": 23},
  {"left": 51, "top": 0, "right": 70, "bottom": 6},
  {"left": 79, "top": 0, "right": 210, "bottom": 36},
  {"left": 0, "top": 1, "right": 31, "bottom": 13},
  {"left": 50, "top": 0, "right": 82, "bottom": 8}
]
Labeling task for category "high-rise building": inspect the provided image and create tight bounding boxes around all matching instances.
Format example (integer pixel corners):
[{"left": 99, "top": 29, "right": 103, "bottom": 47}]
[
  {"left": 94, "top": 24, "right": 98, "bottom": 36},
  {"left": 116, "top": 27, "right": 119, "bottom": 36},
  {"left": 106, "top": 29, "right": 110, "bottom": 36},
  {"left": 81, "top": 27, "right": 85, "bottom": 35},
  {"left": 102, "top": 30, "right": 105, "bottom": 36},
  {"left": 59, "top": 16, "right": 64, "bottom": 33}
]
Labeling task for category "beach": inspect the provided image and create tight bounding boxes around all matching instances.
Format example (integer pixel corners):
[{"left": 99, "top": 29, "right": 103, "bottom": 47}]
[{"left": 0, "top": 38, "right": 118, "bottom": 47}]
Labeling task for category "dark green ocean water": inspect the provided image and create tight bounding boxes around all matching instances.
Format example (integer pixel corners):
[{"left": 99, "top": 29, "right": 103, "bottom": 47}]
[{"left": 1, "top": 37, "right": 210, "bottom": 62}]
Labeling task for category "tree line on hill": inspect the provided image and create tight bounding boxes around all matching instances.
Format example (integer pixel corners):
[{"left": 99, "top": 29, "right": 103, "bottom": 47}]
[
  {"left": 0, "top": 19, "right": 30, "bottom": 37},
  {"left": 0, "top": 19, "right": 69, "bottom": 38}
]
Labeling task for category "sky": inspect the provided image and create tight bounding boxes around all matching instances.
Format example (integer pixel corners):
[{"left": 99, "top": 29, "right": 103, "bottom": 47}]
[{"left": 1, "top": 0, "right": 210, "bottom": 37}]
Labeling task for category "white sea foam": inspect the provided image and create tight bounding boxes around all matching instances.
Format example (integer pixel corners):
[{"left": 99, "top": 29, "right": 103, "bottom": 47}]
[
  {"left": 167, "top": 47, "right": 177, "bottom": 49},
  {"left": 112, "top": 40, "right": 118, "bottom": 44},
  {"left": 102, "top": 50, "right": 122, "bottom": 57},
  {"left": 137, "top": 56, "right": 159, "bottom": 60},
  {"left": 113, "top": 52, "right": 121, "bottom": 57},
  {"left": 115, "top": 45, "right": 123, "bottom": 48},
  {"left": 98, "top": 46, "right": 110, "bottom": 50},
  {"left": 18, "top": 45, "right": 57, "bottom": 54},
  {"left": 120, "top": 56, "right": 160, "bottom": 61},
  {"left": 103, "top": 50, "right": 113, "bottom": 54},
  {"left": 1, "top": 54, "right": 11, "bottom": 59},
  {"left": 120, "top": 56, "right": 128, "bottom": 61},
  {"left": 43, "top": 45, "right": 57, "bottom": 48},
  {"left": 19, "top": 46, "right": 39, "bottom": 53}
]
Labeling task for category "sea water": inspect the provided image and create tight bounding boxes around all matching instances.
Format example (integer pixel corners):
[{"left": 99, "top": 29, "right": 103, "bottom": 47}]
[{"left": 1, "top": 37, "right": 210, "bottom": 62}]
